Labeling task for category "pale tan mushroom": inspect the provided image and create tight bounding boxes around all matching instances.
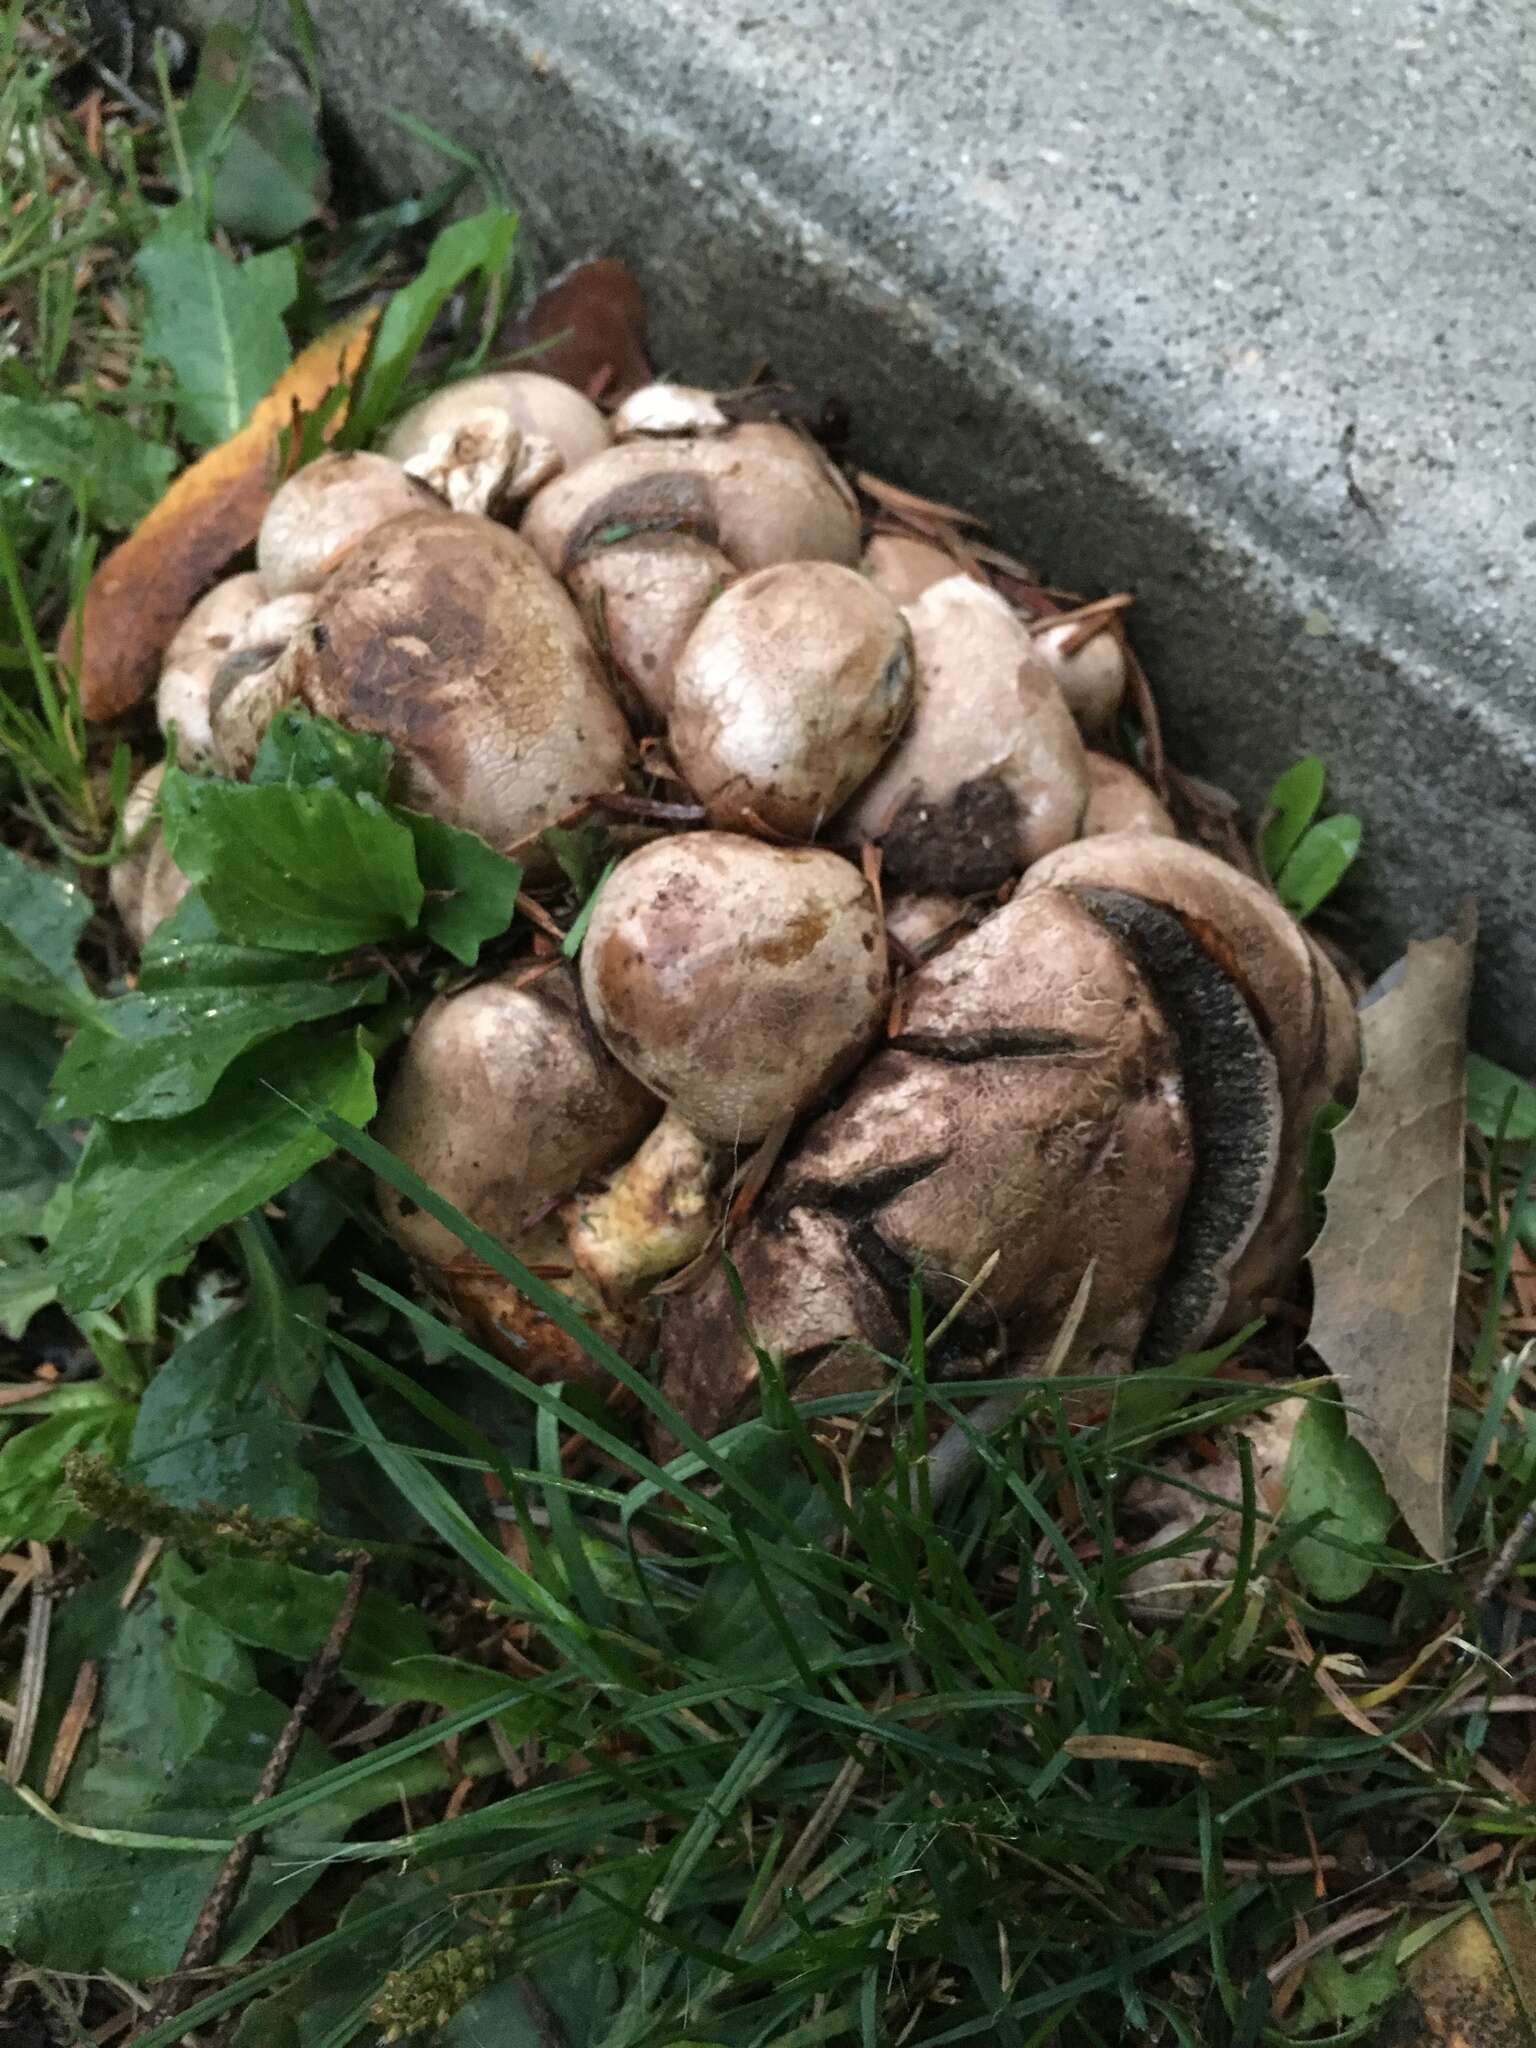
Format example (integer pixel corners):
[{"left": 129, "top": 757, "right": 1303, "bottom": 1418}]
[
  {"left": 155, "top": 572, "right": 267, "bottom": 767},
  {"left": 610, "top": 383, "right": 730, "bottom": 437},
  {"left": 567, "top": 533, "right": 735, "bottom": 725},
  {"left": 206, "top": 591, "right": 320, "bottom": 777},
  {"left": 1032, "top": 615, "right": 1128, "bottom": 737},
  {"left": 256, "top": 451, "right": 440, "bottom": 596},
  {"left": 384, "top": 370, "right": 611, "bottom": 481},
  {"left": 1080, "top": 753, "right": 1177, "bottom": 838},
  {"left": 398, "top": 406, "right": 561, "bottom": 518},
  {"left": 667, "top": 563, "right": 914, "bottom": 835},
  {"left": 860, "top": 533, "right": 958, "bottom": 608},
  {"left": 108, "top": 763, "right": 191, "bottom": 948},
  {"left": 842, "top": 575, "right": 1089, "bottom": 891}
]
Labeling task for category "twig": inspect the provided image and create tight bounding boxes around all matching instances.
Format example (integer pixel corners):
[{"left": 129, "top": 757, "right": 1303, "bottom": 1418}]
[
  {"left": 4, "top": 1542, "right": 53, "bottom": 1789},
  {"left": 119, "top": 1536, "right": 164, "bottom": 1611},
  {"left": 1265, "top": 1906, "right": 1394, "bottom": 1985},
  {"left": 1476, "top": 1499, "right": 1536, "bottom": 1605},
  {"left": 140, "top": 1557, "right": 370, "bottom": 2032},
  {"left": 43, "top": 1658, "right": 99, "bottom": 1803}
]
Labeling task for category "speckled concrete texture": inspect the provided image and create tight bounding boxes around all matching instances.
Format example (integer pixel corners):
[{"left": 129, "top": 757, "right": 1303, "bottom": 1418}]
[{"left": 160, "top": 0, "right": 1536, "bottom": 1064}]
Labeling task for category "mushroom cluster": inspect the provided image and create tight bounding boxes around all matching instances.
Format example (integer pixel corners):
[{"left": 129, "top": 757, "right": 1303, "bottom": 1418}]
[{"left": 111, "top": 364, "right": 1359, "bottom": 1441}]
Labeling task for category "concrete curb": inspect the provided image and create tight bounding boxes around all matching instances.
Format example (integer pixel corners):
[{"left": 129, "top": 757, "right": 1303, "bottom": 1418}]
[{"left": 161, "top": 0, "right": 1536, "bottom": 1065}]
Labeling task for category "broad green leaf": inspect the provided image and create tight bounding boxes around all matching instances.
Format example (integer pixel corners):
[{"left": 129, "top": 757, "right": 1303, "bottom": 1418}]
[
  {"left": 0, "top": 1004, "right": 75, "bottom": 1234},
  {"left": 0, "top": 1403, "right": 134, "bottom": 1549},
  {"left": 1275, "top": 813, "right": 1362, "bottom": 919},
  {"left": 47, "top": 940, "right": 385, "bottom": 1122},
  {"left": 402, "top": 810, "right": 522, "bottom": 965},
  {"left": 0, "top": 846, "right": 96, "bottom": 1023},
  {"left": 48, "top": 1029, "right": 376, "bottom": 1312},
  {"left": 180, "top": 23, "right": 326, "bottom": 245},
  {"left": 0, "top": 395, "right": 175, "bottom": 529},
  {"left": 1293, "top": 1940, "right": 1401, "bottom": 2031},
  {"left": 1259, "top": 755, "right": 1325, "bottom": 879},
  {"left": 542, "top": 821, "right": 611, "bottom": 898},
  {"left": 1279, "top": 1392, "right": 1395, "bottom": 1602},
  {"left": 342, "top": 205, "right": 519, "bottom": 446},
  {"left": 0, "top": 1236, "right": 58, "bottom": 1338},
  {"left": 161, "top": 765, "right": 423, "bottom": 953},
  {"left": 252, "top": 706, "right": 393, "bottom": 799},
  {"left": 137, "top": 221, "right": 297, "bottom": 446},
  {"left": 1466, "top": 1053, "right": 1536, "bottom": 1143}
]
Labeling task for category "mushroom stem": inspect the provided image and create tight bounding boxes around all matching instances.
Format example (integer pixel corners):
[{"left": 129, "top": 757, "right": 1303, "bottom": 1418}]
[{"left": 564, "top": 1107, "right": 720, "bottom": 1301}]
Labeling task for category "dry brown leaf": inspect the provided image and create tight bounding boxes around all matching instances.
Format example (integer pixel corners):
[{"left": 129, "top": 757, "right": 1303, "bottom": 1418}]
[
  {"left": 1061, "top": 1733, "right": 1223, "bottom": 1778},
  {"left": 1307, "top": 911, "right": 1476, "bottom": 1560},
  {"left": 66, "top": 310, "right": 378, "bottom": 721},
  {"left": 499, "top": 257, "right": 651, "bottom": 402}
]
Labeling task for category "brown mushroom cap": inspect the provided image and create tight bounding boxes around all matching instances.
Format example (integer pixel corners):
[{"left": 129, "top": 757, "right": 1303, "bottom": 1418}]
[
  {"left": 108, "top": 763, "right": 191, "bottom": 948},
  {"left": 383, "top": 370, "right": 611, "bottom": 479},
  {"left": 610, "top": 383, "right": 730, "bottom": 437},
  {"left": 567, "top": 533, "right": 736, "bottom": 725},
  {"left": 256, "top": 451, "right": 440, "bottom": 596},
  {"left": 374, "top": 967, "right": 657, "bottom": 1269},
  {"left": 667, "top": 563, "right": 914, "bottom": 836},
  {"left": 841, "top": 575, "right": 1089, "bottom": 891},
  {"left": 884, "top": 891, "right": 969, "bottom": 956},
  {"left": 1081, "top": 752, "right": 1177, "bottom": 839},
  {"left": 278, "top": 511, "right": 635, "bottom": 853},
  {"left": 659, "top": 886, "right": 1195, "bottom": 1439},
  {"left": 520, "top": 422, "right": 861, "bottom": 578},
  {"left": 580, "top": 832, "right": 889, "bottom": 1146},
  {"left": 1033, "top": 617, "right": 1128, "bottom": 736},
  {"left": 206, "top": 591, "right": 319, "bottom": 777},
  {"left": 860, "top": 533, "right": 959, "bottom": 609},
  {"left": 155, "top": 572, "right": 268, "bottom": 767}
]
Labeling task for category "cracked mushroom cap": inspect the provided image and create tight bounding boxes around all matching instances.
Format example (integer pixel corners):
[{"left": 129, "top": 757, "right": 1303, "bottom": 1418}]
[
  {"left": 611, "top": 382, "right": 730, "bottom": 437},
  {"left": 841, "top": 575, "right": 1088, "bottom": 892},
  {"left": 374, "top": 967, "right": 657, "bottom": 1269},
  {"left": 108, "top": 763, "right": 191, "bottom": 948},
  {"left": 860, "top": 533, "right": 958, "bottom": 608},
  {"left": 383, "top": 370, "right": 611, "bottom": 480},
  {"left": 580, "top": 832, "right": 889, "bottom": 1146},
  {"left": 567, "top": 532, "right": 736, "bottom": 725},
  {"left": 1081, "top": 753, "right": 1177, "bottom": 839},
  {"left": 1033, "top": 615, "right": 1128, "bottom": 737},
  {"left": 277, "top": 511, "right": 635, "bottom": 854},
  {"left": 155, "top": 572, "right": 268, "bottom": 766},
  {"left": 667, "top": 563, "right": 914, "bottom": 835},
  {"left": 520, "top": 422, "right": 861, "bottom": 578},
  {"left": 256, "top": 451, "right": 440, "bottom": 596},
  {"left": 206, "top": 591, "right": 319, "bottom": 777}
]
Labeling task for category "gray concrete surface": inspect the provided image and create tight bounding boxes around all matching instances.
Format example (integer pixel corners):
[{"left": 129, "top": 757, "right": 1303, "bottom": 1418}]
[{"left": 161, "top": 0, "right": 1535, "bottom": 1066}]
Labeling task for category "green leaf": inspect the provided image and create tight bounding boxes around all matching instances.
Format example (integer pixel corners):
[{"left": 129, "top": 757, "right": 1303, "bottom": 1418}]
[
  {"left": 342, "top": 205, "right": 519, "bottom": 447},
  {"left": 0, "top": 846, "right": 97, "bottom": 1023},
  {"left": 0, "top": 1402, "right": 134, "bottom": 1549},
  {"left": 251, "top": 706, "right": 393, "bottom": 799},
  {"left": 0, "top": 1005, "right": 75, "bottom": 1234},
  {"left": 1275, "top": 813, "right": 1362, "bottom": 919},
  {"left": 542, "top": 822, "right": 612, "bottom": 899},
  {"left": 47, "top": 938, "right": 385, "bottom": 1123},
  {"left": 0, "top": 1235, "right": 59, "bottom": 1339},
  {"left": 1466, "top": 1053, "right": 1536, "bottom": 1143},
  {"left": 1293, "top": 1937, "right": 1401, "bottom": 2030},
  {"left": 161, "top": 765, "right": 424, "bottom": 953},
  {"left": 180, "top": 24, "right": 326, "bottom": 245},
  {"left": 48, "top": 1029, "right": 376, "bottom": 1312},
  {"left": 1259, "top": 755, "right": 1325, "bottom": 879},
  {"left": 402, "top": 810, "right": 522, "bottom": 966},
  {"left": 0, "top": 395, "right": 175, "bottom": 529},
  {"left": 1280, "top": 1391, "right": 1395, "bottom": 1602},
  {"left": 136, "top": 220, "right": 297, "bottom": 446}
]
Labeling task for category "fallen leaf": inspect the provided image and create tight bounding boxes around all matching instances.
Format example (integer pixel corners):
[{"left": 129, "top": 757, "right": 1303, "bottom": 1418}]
[
  {"left": 500, "top": 257, "right": 651, "bottom": 400},
  {"left": 1061, "top": 1734, "right": 1224, "bottom": 1778},
  {"left": 1307, "top": 912, "right": 1476, "bottom": 1559},
  {"left": 64, "top": 310, "right": 377, "bottom": 721}
]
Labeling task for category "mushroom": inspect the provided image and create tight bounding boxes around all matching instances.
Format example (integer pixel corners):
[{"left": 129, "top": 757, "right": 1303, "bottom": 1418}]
[
  {"left": 860, "top": 533, "right": 959, "bottom": 609},
  {"left": 155, "top": 572, "right": 267, "bottom": 767},
  {"left": 567, "top": 532, "right": 736, "bottom": 726},
  {"left": 256, "top": 451, "right": 440, "bottom": 596},
  {"left": 383, "top": 370, "right": 611, "bottom": 483},
  {"left": 274, "top": 511, "right": 635, "bottom": 855},
  {"left": 1080, "top": 752, "right": 1177, "bottom": 839},
  {"left": 667, "top": 563, "right": 914, "bottom": 835},
  {"left": 1031, "top": 614, "right": 1128, "bottom": 737},
  {"left": 398, "top": 405, "right": 562, "bottom": 518},
  {"left": 373, "top": 966, "right": 658, "bottom": 1382},
  {"left": 841, "top": 575, "right": 1089, "bottom": 892},
  {"left": 520, "top": 421, "right": 862, "bottom": 578},
  {"left": 610, "top": 383, "right": 730, "bottom": 437},
  {"left": 884, "top": 891, "right": 970, "bottom": 957},
  {"left": 206, "top": 591, "right": 319, "bottom": 777},
  {"left": 565, "top": 833, "right": 889, "bottom": 1299},
  {"left": 108, "top": 763, "right": 191, "bottom": 948}
]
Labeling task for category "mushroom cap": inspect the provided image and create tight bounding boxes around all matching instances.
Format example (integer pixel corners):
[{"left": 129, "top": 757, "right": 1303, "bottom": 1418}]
[
  {"left": 842, "top": 575, "right": 1089, "bottom": 891},
  {"left": 279, "top": 511, "right": 635, "bottom": 853},
  {"left": 399, "top": 405, "right": 561, "bottom": 517},
  {"left": 883, "top": 891, "right": 969, "bottom": 956},
  {"left": 659, "top": 886, "right": 1194, "bottom": 1438},
  {"left": 611, "top": 383, "right": 730, "bottom": 437},
  {"left": 860, "top": 533, "right": 959, "bottom": 609},
  {"left": 383, "top": 370, "right": 611, "bottom": 479},
  {"left": 567, "top": 532, "right": 735, "bottom": 724},
  {"left": 109, "top": 763, "right": 192, "bottom": 949},
  {"left": 1081, "top": 752, "right": 1177, "bottom": 839},
  {"left": 156, "top": 572, "right": 268, "bottom": 766},
  {"left": 373, "top": 967, "right": 657, "bottom": 1269},
  {"left": 580, "top": 832, "right": 888, "bottom": 1145},
  {"left": 256, "top": 451, "right": 440, "bottom": 596},
  {"left": 520, "top": 422, "right": 861, "bottom": 578},
  {"left": 206, "top": 590, "right": 318, "bottom": 777},
  {"left": 1033, "top": 616, "right": 1128, "bottom": 736},
  {"left": 668, "top": 562, "right": 914, "bottom": 836}
]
